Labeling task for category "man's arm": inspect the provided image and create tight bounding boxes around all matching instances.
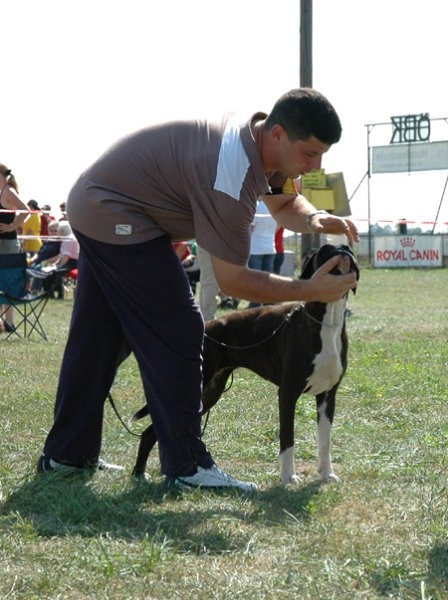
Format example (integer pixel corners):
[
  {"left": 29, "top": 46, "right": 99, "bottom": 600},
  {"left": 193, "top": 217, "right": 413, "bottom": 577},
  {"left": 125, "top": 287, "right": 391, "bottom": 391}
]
[
  {"left": 211, "top": 254, "right": 357, "bottom": 304},
  {"left": 261, "top": 193, "right": 359, "bottom": 246}
]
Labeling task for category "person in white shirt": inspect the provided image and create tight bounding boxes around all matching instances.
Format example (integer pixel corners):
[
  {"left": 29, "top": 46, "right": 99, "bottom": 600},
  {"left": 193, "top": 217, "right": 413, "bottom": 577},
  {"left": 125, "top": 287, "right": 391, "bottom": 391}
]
[{"left": 248, "top": 199, "right": 278, "bottom": 307}]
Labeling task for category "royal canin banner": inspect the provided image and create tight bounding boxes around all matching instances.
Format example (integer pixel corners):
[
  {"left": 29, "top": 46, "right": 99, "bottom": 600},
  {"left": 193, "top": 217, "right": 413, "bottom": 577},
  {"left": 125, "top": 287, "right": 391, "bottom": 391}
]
[{"left": 374, "top": 235, "right": 443, "bottom": 268}]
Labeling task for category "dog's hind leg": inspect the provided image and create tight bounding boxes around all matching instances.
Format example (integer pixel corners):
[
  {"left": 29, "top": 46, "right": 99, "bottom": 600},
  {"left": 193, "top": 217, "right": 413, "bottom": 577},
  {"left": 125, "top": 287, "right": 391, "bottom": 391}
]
[
  {"left": 132, "top": 424, "right": 158, "bottom": 479},
  {"left": 131, "top": 363, "right": 234, "bottom": 478},
  {"left": 316, "top": 389, "right": 339, "bottom": 482}
]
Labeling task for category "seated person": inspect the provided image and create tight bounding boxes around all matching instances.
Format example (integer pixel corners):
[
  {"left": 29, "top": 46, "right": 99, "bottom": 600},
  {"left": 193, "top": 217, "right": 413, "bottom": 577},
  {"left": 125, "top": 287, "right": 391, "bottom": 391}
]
[
  {"left": 27, "top": 222, "right": 62, "bottom": 293},
  {"left": 30, "top": 222, "right": 61, "bottom": 266},
  {"left": 46, "top": 221, "right": 79, "bottom": 270},
  {"left": 43, "top": 221, "right": 79, "bottom": 299}
]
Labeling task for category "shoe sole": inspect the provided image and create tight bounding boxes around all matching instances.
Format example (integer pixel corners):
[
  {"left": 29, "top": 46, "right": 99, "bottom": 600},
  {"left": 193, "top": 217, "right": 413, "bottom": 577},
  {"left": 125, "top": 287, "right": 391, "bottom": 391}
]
[
  {"left": 168, "top": 477, "right": 257, "bottom": 493},
  {"left": 37, "top": 456, "right": 124, "bottom": 476},
  {"left": 37, "top": 455, "right": 87, "bottom": 476}
]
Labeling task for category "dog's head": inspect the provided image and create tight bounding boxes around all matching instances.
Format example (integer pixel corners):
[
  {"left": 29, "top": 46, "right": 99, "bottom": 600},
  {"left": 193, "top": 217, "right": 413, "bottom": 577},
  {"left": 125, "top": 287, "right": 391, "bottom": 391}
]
[{"left": 300, "top": 244, "right": 360, "bottom": 293}]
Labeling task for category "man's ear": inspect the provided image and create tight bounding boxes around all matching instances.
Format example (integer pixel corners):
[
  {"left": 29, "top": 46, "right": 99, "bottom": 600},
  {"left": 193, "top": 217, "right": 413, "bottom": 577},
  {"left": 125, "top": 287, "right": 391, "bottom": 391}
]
[{"left": 270, "top": 123, "right": 287, "bottom": 145}]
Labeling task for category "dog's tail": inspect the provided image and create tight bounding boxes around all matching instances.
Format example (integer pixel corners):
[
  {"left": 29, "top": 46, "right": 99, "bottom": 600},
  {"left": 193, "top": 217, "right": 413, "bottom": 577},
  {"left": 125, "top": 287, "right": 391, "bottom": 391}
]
[
  {"left": 129, "top": 399, "right": 212, "bottom": 436},
  {"left": 130, "top": 404, "right": 149, "bottom": 423}
]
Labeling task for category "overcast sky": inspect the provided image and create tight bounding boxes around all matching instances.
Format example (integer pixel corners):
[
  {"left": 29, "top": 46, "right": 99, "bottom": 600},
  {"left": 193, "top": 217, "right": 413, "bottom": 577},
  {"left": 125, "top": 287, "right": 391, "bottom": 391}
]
[{"left": 3, "top": 0, "right": 447, "bottom": 230}]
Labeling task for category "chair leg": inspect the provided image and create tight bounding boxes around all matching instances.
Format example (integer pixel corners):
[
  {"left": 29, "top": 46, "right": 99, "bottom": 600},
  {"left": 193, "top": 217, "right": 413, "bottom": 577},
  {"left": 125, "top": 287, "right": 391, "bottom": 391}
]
[{"left": 0, "top": 298, "right": 49, "bottom": 341}]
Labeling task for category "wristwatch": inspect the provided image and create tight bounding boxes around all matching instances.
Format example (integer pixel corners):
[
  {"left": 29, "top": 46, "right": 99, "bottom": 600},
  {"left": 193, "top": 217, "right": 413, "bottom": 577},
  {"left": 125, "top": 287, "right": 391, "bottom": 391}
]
[{"left": 306, "top": 210, "right": 328, "bottom": 230}]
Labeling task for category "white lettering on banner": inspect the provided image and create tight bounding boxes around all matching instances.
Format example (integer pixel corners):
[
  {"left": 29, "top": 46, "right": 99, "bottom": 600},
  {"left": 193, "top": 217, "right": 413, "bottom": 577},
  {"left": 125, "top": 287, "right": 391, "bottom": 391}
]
[
  {"left": 372, "top": 140, "right": 448, "bottom": 173},
  {"left": 374, "top": 236, "right": 442, "bottom": 268}
]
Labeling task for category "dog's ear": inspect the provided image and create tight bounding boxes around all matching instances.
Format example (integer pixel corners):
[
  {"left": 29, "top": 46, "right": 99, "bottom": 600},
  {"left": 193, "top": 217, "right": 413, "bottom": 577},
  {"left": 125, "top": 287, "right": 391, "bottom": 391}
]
[
  {"left": 300, "top": 251, "right": 318, "bottom": 280},
  {"left": 301, "top": 245, "right": 337, "bottom": 279},
  {"left": 336, "top": 245, "right": 360, "bottom": 286},
  {"left": 351, "top": 265, "right": 360, "bottom": 295},
  {"left": 351, "top": 260, "right": 360, "bottom": 288},
  {"left": 340, "top": 245, "right": 360, "bottom": 293},
  {"left": 343, "top": 245, "right": 360, "bottom": 288}
]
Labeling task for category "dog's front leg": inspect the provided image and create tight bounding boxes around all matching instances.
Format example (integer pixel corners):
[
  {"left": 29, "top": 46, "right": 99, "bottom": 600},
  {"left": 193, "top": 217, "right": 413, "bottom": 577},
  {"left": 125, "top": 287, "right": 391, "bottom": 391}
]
[
  {"left": 316, "top": 390, "right": 339, "bottom": 482},
  {"left": 278, "top": 391, "right": 301, "bottom": 487},
  {"left": 280, "top": 446, "right": 301, "bottom": 486}
]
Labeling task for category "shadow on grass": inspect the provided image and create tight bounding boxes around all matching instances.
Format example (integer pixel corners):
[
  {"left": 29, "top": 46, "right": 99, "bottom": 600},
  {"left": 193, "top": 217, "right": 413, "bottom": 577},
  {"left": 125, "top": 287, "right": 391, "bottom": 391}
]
[
  {"left": 251, "top": 480, "right": 323, "bottom": 523},
  {"left": 367, "top": 542, "right": 448, "bottom": 597},
  {"left": 427, "top": 542, "right": 448, "bottom": 591},
  {"left": 0, "top": 472, "right": 322, "bottom": 553}
]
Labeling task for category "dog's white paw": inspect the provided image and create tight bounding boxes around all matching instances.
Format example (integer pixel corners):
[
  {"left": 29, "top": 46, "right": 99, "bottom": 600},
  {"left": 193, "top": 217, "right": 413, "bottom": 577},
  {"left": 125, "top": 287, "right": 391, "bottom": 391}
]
[
  {"left": 133, "top": 471, "right": 152, "bottom": 483},
  {"left": 319, "top": 470, "right": 340, "bottom": 483},
  {"left": 282, "top": 473, "right": 302, "bottom": 487}
]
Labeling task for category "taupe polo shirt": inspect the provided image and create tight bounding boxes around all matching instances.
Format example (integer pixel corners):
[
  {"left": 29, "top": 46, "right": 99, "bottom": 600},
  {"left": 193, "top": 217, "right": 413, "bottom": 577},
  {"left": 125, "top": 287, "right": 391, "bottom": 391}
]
[{"left": 68, "top": 112, "right": 285, "bottom": 266}]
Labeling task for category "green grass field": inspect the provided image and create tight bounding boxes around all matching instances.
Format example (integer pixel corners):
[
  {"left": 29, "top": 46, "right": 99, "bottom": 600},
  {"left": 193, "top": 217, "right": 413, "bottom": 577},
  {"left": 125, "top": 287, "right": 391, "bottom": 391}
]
[{"left": 1, "top": 268, "right": 448, "bottom": 599}]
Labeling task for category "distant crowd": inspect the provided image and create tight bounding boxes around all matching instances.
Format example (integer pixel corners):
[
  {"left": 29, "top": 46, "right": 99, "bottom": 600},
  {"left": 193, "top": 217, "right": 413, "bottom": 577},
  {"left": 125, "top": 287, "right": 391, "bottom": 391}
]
[{"left": 0, "top": 191, "right": 80, "bottom": 333}]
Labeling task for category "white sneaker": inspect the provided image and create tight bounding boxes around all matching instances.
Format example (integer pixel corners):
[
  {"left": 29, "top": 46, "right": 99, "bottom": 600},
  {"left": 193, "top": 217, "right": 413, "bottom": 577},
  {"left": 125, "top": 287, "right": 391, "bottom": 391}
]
[
  {"left": 37, "top": 454, "right": 124, "bottom": 475},
  {"left": 37, "top": 455, "right": 85, "bottom": 475},
  {"left": 97, "top": 459, "right": 125, "bottom": 472},
  {"left": 169, "top": 465, "right": 258, "bottom": 493}
]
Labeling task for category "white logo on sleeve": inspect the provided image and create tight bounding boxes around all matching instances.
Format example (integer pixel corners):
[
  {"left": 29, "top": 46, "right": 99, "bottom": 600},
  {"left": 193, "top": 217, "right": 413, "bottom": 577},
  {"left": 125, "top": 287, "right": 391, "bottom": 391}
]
[{"left": 115, "top": 224, "right": 133, "bottom": 235}]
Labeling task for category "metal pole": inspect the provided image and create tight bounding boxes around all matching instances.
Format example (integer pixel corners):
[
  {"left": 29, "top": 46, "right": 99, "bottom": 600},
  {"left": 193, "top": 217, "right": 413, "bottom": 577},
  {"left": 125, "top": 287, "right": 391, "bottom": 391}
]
[
  {"left": 300, "top": 0, "right": 312, "bottom": 87},
  {"left": 431, "top": 171, "right": 448, "bottom": 234},
  {"left": 300, "top": 0, "right": 320, "bottom": 258},
  {"left": 366, "top": 124, "right": 372, "bottom": 265}
]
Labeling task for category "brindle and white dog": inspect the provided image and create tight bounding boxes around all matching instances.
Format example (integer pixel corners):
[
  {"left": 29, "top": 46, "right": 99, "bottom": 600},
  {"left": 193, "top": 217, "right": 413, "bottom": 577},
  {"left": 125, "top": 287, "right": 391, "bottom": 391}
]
[{"left": 131, "top": 244, "right": 359, "bottom": 486}]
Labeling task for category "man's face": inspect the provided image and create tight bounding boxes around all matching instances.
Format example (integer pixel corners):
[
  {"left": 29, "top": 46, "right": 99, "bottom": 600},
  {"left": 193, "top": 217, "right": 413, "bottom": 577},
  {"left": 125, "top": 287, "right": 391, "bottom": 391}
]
[{"left": 272, "top": 126, "right": 330, "bottom": 179}]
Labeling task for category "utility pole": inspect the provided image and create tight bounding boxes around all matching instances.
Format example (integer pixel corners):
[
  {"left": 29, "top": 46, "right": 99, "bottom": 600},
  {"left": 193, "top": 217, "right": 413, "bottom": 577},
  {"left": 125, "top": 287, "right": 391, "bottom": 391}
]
[
  {"left": 300, "top": 0, "right": 312, "bottom": 87},
  {"left": 300, "top": 0, "right": 320, "bottom": 258}
]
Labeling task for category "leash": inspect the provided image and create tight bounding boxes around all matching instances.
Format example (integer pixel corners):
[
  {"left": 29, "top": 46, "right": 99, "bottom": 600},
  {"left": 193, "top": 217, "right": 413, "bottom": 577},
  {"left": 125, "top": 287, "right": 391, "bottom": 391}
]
[
  {"left": 107, "top": 248, "right": 355, "bottom": 438},
  {"left": 302, "top": 306, "right": 347, "bottom": 329},
  {"left": 107, "top": 392, "right": 142, "bottom": 437},
  {"left": 204, "top": 304, "right": 303, "bottom": 350},
  {"left": 107, "top": 391, "right": 215, "bottom": 438},
  {"left": 107, "top": 301, "right": 345, "bottom": 438}
]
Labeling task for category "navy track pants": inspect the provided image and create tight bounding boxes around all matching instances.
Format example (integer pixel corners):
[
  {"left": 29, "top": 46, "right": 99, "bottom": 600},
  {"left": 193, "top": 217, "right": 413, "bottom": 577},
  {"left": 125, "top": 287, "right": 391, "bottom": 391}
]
[{"left": 43, "top": 232, "right": 214, "bottom": 476}]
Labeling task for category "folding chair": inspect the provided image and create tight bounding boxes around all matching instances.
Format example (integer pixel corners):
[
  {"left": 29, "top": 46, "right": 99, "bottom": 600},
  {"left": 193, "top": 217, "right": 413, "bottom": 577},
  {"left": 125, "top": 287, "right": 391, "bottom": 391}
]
[{"left": 0, "top": 253, "right": 54, "bottom": 340}]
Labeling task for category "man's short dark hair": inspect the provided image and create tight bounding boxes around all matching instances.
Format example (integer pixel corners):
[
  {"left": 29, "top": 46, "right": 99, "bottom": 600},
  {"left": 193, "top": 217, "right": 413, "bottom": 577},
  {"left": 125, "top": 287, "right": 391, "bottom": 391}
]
[{"left": 264, "top": 88, "right": 342, "bottom": 145}]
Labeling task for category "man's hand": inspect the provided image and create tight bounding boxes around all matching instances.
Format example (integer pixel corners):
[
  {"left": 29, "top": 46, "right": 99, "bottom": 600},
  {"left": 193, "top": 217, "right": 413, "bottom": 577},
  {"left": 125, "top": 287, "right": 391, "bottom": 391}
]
[
  {"left": 303, "top": 255, "right": 357, "bottom": 303},
  {"left": 309, "top": 213, "right": 359, "bottom": 247}
]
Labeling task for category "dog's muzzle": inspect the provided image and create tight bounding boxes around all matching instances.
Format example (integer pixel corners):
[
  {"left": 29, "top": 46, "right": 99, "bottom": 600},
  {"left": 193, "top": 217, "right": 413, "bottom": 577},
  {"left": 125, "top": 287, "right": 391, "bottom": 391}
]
[{"left": 301, "top": 244, "right": 360, "bottom": 291}]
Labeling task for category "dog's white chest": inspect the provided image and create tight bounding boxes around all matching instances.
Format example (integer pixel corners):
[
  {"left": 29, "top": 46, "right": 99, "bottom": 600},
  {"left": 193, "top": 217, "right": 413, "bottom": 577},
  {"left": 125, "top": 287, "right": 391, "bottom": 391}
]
[{"left": 305, "top": 302, "right": 345, "bottom": 396}]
